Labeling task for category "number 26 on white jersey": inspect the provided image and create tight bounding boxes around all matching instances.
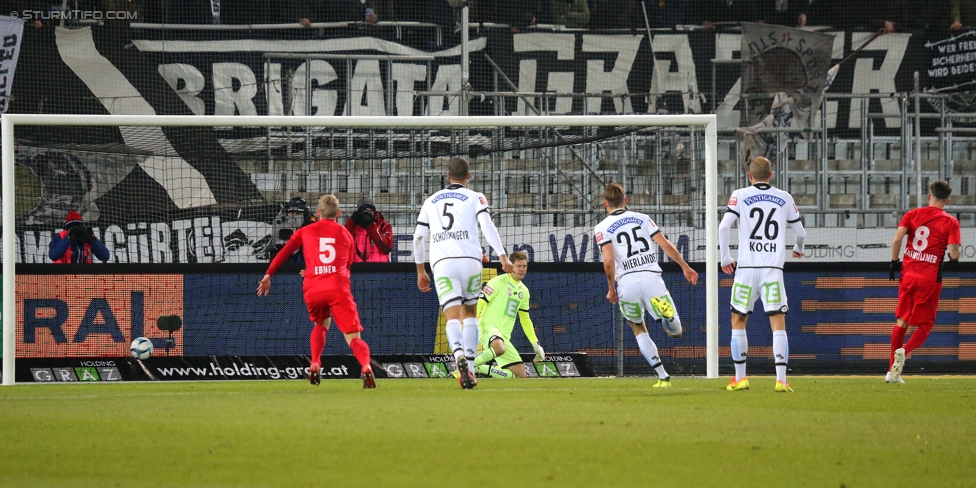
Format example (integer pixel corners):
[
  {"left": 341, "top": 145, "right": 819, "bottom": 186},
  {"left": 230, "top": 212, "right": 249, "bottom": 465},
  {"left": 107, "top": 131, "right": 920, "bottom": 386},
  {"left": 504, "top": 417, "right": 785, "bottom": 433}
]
[{"left": 319, "top": 237, "right": 336, "bottom": 263}]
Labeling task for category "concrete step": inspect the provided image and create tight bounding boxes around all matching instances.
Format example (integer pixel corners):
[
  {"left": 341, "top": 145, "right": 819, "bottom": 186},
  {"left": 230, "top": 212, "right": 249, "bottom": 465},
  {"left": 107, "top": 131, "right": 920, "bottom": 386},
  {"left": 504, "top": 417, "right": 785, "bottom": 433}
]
[
  {"left": 829, "top": 194, "right": 857, "bottom": 207},
  {"left": 869, "top": 194, "right": 899, "bottom": 208}
]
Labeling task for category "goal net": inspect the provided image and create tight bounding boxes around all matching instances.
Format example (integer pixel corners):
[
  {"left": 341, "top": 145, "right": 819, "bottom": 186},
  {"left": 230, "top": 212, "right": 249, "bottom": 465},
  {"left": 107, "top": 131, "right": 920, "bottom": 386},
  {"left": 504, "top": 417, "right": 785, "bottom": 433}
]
[{"left": 1, "top": 114, "right": 719, "bottom": 384}]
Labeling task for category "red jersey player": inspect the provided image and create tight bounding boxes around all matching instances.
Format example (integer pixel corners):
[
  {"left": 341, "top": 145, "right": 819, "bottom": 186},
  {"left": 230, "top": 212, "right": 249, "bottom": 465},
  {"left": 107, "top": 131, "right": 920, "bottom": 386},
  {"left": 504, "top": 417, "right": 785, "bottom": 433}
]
[
  {"left": 257, "top": 195, "right": 376, "bottom": 388},
  {"left": 886, "top": 180, "right": 962, "bottom": 384}
]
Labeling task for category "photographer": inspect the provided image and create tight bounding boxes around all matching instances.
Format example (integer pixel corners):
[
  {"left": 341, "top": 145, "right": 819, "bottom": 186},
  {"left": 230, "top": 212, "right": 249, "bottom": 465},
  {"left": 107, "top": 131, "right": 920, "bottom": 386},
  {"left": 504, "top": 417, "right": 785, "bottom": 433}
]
[
  {"left": 344, "top": 197, "right": 393, "bottom": 263},
  {"left": 271, "top": 197, "right": 316, "bottom": 262},
  {"left": 49, "top": 211, "right": 110, "bottom": 264}
]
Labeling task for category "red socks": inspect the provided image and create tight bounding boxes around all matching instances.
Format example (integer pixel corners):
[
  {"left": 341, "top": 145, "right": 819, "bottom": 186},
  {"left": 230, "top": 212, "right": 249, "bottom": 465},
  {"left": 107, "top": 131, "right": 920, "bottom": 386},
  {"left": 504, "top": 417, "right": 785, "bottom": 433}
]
[
  {"left": 890, "top": 325, "right": 933, "bottom": 369},
  {"left": 310, "top": 325, "right": 327, "bottom": 364},
  {"left": 889, "top": 326, "right": 907, "bottom": 369},
  {"left": 904, "top": 325, "right": 932, "bottom": 356},
  {"left": 311, "top": 325, "right": 371, "bottom": 371},
  {"left": 349, "top": 338, "right": 372, "bottom": 370}
]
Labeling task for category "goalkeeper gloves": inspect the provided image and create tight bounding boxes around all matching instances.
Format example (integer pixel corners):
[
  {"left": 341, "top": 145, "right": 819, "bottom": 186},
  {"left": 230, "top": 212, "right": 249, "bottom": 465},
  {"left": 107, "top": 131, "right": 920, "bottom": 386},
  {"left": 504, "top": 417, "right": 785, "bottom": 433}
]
[
  {"left": 889, "top": 260, "right": 901, "bottom": 281},
  {"left": 532, "top": 342, "right": 545, "bottom": 363}
]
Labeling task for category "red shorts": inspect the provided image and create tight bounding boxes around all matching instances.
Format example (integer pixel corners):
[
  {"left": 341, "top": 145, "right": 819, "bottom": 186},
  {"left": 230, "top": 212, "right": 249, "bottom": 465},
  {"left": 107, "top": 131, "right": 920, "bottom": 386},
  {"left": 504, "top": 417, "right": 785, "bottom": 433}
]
[
  {"left": 895, "top": 275, "right": 943, "bottom": 328},
  {"left": 304, "top": 288, "right": 363, "bottom": 334}
]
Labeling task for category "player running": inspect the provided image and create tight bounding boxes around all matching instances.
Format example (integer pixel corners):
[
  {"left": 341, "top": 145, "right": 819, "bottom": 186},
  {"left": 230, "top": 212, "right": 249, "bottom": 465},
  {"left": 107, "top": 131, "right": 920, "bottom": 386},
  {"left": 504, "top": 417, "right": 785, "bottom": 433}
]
[
  {"left": 595, "top": 183, "right": 698, "bottom": 388},
  {"left": 886, "top": 180, "right": 962, "bottom": 384},
  {"left": 414, "top": 158, "right": 512, "bottom": 389},
  {"left": 719, "top": 157, "right": 805, "bottom": 393},
  {"left": 472, "top": 251, "right": 546, "bottom": 378},
  {"left": 257, "top": 195, "right": 376, "bottom": 389}
]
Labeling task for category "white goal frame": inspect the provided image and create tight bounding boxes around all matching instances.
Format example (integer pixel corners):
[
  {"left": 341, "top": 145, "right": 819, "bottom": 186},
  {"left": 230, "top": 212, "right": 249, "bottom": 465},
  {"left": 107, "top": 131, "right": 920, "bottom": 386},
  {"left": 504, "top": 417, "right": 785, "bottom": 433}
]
[{"left": 1, "top": 114, "right": 719, "bottom": 385}]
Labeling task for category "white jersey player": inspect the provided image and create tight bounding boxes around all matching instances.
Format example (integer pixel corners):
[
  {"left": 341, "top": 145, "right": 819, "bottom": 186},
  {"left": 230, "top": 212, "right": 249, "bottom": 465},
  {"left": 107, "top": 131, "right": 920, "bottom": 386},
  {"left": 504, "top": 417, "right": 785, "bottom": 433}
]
[
  {"left": 719, "top": 157, "right": 806, "bottom": 393},
  {"left": 414, "top": 157, "right": 511, "bottom": 390},
  {"left": 595, "top": 183, "right": 698, "bottom": 387}
]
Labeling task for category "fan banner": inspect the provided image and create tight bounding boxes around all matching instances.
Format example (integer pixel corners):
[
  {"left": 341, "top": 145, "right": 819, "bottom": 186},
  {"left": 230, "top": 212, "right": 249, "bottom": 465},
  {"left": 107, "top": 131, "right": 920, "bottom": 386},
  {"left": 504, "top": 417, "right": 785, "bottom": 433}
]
[
  {"left": 923, "top": 28, "right": 976, "bottom": 117},
  {"left": 738, "top": 23, "right": 834, "bottom": 162},
  {"left": 924, "top": 28, "right": 976, "bottom": 91},
  {"left": 8, "top": 26, "right": 950, "bottom": 128},
  {"left": 0, "top": 26, "right": 965, "bottom": 264},
  {"left": 0, "top": 15, "right": 24, "bottom": 113}
]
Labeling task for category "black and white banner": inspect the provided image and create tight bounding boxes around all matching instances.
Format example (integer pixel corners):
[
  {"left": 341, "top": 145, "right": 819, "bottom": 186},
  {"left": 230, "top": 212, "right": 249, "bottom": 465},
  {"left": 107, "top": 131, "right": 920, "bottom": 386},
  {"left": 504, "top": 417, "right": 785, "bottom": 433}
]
[
  {"left": 3, "top": 25, "right": 973, "bottom": 263},
  {"left": 0, "top": 16, "right": 24, "bottom": 113}
]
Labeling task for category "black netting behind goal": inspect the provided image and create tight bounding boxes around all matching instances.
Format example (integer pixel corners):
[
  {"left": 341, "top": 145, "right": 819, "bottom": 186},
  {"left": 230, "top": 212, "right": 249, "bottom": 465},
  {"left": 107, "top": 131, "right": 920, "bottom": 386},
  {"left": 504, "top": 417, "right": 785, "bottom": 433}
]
[{"left": 6, "top": 122, "right": 708, "bottom": 375}]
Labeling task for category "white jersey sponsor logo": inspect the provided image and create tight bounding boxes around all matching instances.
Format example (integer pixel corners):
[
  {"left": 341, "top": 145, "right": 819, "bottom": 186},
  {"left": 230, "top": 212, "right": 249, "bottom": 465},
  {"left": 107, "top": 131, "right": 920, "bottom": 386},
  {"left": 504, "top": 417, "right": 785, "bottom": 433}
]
[
  {"left": 594, "top": 210, "right": 662, "bottom": 282},
  {"left": 727, "top": 184, "right": 800, "bottom": 268}
]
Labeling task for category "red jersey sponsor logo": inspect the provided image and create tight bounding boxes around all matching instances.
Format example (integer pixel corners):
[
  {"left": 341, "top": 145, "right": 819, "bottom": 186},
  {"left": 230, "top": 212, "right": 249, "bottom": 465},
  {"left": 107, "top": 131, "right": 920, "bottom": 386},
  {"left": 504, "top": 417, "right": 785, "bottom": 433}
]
[
  {"left": 728, "top": 196, "right": 738, "bottom": 206},
  {"left": 479, "top": 196, "right": 487, "bottom": 205},
  {"left": 595, "top": 231, "right": 604, "bottom": 242},
  {"left": 482, "top": 285, "right": 494, "bottom": 295}
]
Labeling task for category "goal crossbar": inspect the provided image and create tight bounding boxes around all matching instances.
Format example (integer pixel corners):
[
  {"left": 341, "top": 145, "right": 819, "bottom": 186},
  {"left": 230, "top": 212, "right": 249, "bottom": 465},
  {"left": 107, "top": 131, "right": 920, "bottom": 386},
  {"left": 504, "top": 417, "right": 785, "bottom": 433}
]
[{"left": 1, "top": 114, "right": 719, "bottom": 384}]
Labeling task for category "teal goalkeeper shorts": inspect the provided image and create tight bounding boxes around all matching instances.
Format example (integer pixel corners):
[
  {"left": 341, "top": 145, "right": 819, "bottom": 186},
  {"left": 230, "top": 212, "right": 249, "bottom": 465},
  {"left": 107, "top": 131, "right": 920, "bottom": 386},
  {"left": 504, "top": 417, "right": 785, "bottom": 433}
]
[{"left": 479, "top": 326, "right": 523, "bottom": 369}]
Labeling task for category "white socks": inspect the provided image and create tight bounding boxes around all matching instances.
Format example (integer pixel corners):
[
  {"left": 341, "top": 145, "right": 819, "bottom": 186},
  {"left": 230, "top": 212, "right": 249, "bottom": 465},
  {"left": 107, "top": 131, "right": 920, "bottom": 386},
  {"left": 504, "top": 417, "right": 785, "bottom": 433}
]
[
  {"left": 731, "top": 329, "right": 748, "bottom": 381},
  {"left": 636, "top": 332, "right": 668, "bottom": 379},
  {"left": 773, "top": 330, "right": 788, "bottom": 383},
  {"left": 446, "top": 319, "right": 463, "bottom": 361},
  {"left": 462, "top": 318, "right": 480, "bottom": 373}
]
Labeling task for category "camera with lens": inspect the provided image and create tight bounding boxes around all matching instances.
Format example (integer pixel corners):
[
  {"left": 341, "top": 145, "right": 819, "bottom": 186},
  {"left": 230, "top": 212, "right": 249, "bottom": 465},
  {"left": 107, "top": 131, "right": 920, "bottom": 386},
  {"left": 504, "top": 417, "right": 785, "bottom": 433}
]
[
  {"left": 350, "top": 207, "right": 375, "bottom": 228},
  {"left": 270, "top": 197, "right": 311, "bottom": 259},
  {"left": 67, "top": 225, "right": 95, "bottom": 244}
]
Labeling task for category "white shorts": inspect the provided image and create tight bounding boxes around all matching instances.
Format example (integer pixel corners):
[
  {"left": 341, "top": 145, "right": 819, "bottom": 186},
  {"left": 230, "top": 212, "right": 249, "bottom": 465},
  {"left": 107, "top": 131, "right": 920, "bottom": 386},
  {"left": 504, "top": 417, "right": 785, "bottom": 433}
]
[
  {"left": 616, "top": 273, "right": 674, "bottom": 324},
  {"left": 730, "top": 267, "right": 789, "bottom": 315},
  {"left": 432, "top": 257, "right": 484, "bottom": 308}
]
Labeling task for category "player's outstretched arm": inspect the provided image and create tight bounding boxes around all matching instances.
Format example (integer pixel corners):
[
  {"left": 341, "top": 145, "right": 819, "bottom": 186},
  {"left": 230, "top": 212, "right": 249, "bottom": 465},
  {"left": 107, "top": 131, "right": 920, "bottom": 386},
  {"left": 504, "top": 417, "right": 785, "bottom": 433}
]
[
  {"left": 889, "top": 225, "right": 909, "bottom": 280},
  {"left": 600, "top": 243, "right": 617, "bottom": 303},
  {"left": 416, "top": 264, "right": 431, "bottom": 292},
  {"left": 477, "top": 210, "right": 511, "bottom": 272},
  {"left": 498, "top": 254, "right": 512, "bottom": 273},
  {"left": 256, "top": 274, "right": 272, "bottom": 296},
  {"left": 949, "top": 221, "right": 962, "bottom": 262},
  {"left": 718, "top": 211, "right": 737, "bottom": 274},
  {"left": 652, "top": 232, "right": 698, "bottom": 285},
  {"left": 949, "top": 244, "right": 961, "bottom": 262},
  {"left": 790, "top": 220, "right": 806, "bottom": 258},
  {"left": 518, "top": 310, "right": 545, "bottom": 363},
  {"left": 413, "top": 222, "right": 431, "bottom": 292},
  {"left": 891, "top": 226, "right": 909, "bottom": 261},
  {"left": 413, "top": 238, "right": 431, "bottom": 293},
  {"left": 259, "top": 231, "right": 303, "bottom": 296}
]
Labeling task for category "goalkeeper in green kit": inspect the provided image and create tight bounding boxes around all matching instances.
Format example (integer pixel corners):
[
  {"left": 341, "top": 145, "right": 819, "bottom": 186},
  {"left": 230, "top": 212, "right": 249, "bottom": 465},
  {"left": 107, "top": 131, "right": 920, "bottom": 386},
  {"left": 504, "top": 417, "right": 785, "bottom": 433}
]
[{"left": 472, "top": 251, "right": 545, "bottom": 378}]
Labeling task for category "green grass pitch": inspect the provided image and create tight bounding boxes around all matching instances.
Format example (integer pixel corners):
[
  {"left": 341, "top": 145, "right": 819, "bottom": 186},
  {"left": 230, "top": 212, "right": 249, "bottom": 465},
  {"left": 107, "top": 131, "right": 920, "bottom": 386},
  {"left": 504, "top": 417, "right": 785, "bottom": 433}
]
[{"left": 2, "top": 377, "right": 975, "bottom": 487}]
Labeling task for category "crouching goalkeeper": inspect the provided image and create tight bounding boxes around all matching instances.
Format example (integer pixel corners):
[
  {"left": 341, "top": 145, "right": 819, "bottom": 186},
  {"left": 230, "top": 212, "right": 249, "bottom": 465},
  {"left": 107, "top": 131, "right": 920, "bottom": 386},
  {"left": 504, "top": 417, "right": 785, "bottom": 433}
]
[{"left": 473, "top": 251, "right": 545, "bottom": 378}]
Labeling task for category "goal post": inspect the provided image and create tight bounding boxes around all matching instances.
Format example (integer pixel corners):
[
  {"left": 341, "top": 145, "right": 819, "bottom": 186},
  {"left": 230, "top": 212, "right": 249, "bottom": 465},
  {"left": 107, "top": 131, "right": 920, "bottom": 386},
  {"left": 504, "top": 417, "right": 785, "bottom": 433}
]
[{"left": 1, "top": 114, "right": 719, "bottom": 385}]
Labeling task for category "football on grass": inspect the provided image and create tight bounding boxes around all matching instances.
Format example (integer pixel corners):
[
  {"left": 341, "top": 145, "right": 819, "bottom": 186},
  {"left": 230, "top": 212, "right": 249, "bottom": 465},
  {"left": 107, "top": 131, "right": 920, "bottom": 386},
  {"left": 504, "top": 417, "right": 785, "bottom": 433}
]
[{"left": 130, "top": 337, "right": 153, "bottom": 360}]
